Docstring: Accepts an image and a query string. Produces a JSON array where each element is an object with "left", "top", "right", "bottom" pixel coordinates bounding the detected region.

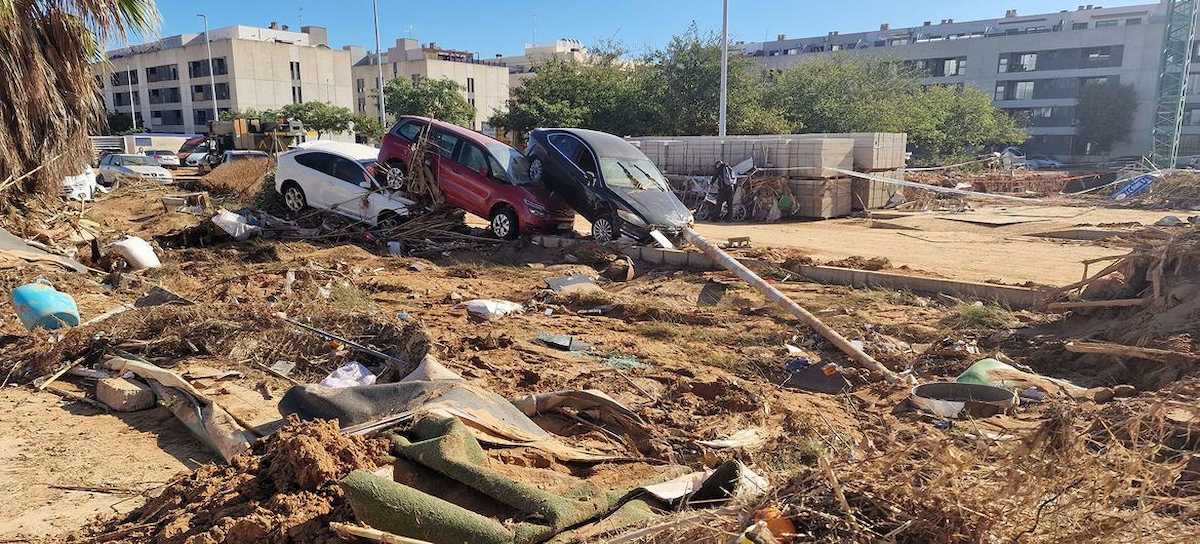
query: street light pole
[
  {"left": 718, "top": 0, "right": 729, "bottom": 137},
  {"left": 198, "top": 14, "right": 218, "bottom": 127},
  {"left": 373, "top": 0, "right": 387, "bottom": 125}
]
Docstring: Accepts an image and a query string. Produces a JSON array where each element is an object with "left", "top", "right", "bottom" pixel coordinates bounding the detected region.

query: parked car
[
  {"left": 200, "top": 150, "right": 270, "bottom": 173},
  {"left": 144, "top": 149, "right": 180, "bottom": 169},
  {"left": 276, "top": 142, "right": 417, "bottom": 228},
  {"left": 378, "top": 116, "right": 575, "bottom": 239},
  {"left": 96, "top": 153, "right": 173, "bottom": 188},
  {"left": 524, "top": 128, "right": 693, "bottom": 243},
  {"left": 1025, "top": 155, "right": 1064, "bottom": 170}
]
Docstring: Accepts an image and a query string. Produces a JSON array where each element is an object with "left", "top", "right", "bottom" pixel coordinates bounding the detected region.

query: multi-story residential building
[
  {"left": 96, "top": 23, "right": 355, "bottom": 135},
  {"left": 495, "top": 39, "right": 589, "bottom": 89},
  {"left": 739, "top": 3, "right": 1174, "bottom": 159},
  {"left": 351, "top": 38, "right": 509, "bottom": 134}
]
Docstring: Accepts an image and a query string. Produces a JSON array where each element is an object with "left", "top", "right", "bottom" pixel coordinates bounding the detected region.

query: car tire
[
  {"left": 281, "top": 182, "right": 307, "bottom": 213},
  {"left": 384, "top": 160, "right": 407, "bottom": 189},
  {"left": 529, "top": 158, "right": 544, "bottom": 183},
  {"left": 591, "top": 214, "right": 618, "bottom": 243},
  {"left": 490, "top": 207, "right": 519, "bottom": 240}
]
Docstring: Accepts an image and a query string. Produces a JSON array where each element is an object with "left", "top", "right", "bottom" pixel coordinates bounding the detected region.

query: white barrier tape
[{"left": 823, "top": 167, "right": 1037, "bottom": 202}]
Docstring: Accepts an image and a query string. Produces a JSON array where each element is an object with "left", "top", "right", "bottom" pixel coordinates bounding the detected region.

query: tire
[
  {"left": 529, "top": 158, "right": 544, "bottom": 183},
  {"left": 384, "top": 161, "right": 406, "bottom": 189},
  {"left": 490, "top": 207, "right": 519, "bottom": 240},
  {"left": 591, "top": 214, "right": 618, "bottom": 243},
  {"left": 282, "top": 182, "right": 307, "bottom": 212}
]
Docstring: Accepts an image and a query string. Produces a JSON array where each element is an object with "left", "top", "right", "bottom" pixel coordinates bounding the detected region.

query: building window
[
  {"left": 151, "top": 109, "right": 183, "bottom": 126},
  {"left": 357, "top": 98, "right": 366, "bottom": 113},
  {"left": 112, "top": 91, "right": 140, "bottom": 107},
  {"left": 830, "top": 44, "right": 842, "bottom": 51},
  {"left": 889, "top": 38, "right": 908, "bottom": 46},
  {"left": 998, "top": 57, "right": 1009, "bottom": 73},
  {"left": 1085, "top": 46, "right": 1113, "bottom": 63},
  {"left": 1072, "top": 22, "right": 1089, "bottom": 30},
  {"left": 1018, "top": 53, "right": 1037, "bottom": 72},
  {"left": 1095, "top": 20, "right": 1119, "bottom": 28},
  {"left": 393, "top": 62, "right": 398, "bottom": 77},
  {"left": 995, "top": 83, "right": 1006, "bottom": 100},
  {"left": 356, "top": 78, "right": 365, "bottom": 93},
  {"left": 290, "top": 61, "right": 301, "bottom": 81},
  {"left": 466, "top": 77, "right": 475, "bottom": 93},
  {"left": 110, "top": 69, "right": 139, "bottom": 86},
  {"left": 191, "top": 82, "right": 229, "bottom": 102},
  {"left": 145, "top": 64, "right": 179, "bottom": 83},
  {"left": 148, "top": 87, "right": 182, "bottom": 105},
  {"left": 1081, "top": 76, "right": 1112, "bottom": 88},
  {"left": 1126, "top": 18, "right": 1142, "bottom": 26},
  {"left": 1014, "top": 81, "right": 1034, "bottom": 100},
  {"left": 468, "top": 97, "right": 475, "bottom": 109},
  {"left": 291, "top": 85, "right": 303, "bottom": 103},
  {"left": 187, "top": 58, "right": 227, "bottom": 78},
  {"left": 194, "top": 109, "right": 215, "bottom": 126}
]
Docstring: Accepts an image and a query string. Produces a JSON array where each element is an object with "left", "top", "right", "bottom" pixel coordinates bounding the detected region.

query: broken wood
[
  {"left": 329, "top": 522, "right": 434, "bottom": 544},
  {"left": 1065, "top": 341, "right": 1199, "bottom": 364},
  {"left": 44, "top": 385, "right": 109, "bottom": 411},
  {"left": 1045, "top": 298, "right": 1149, "bottom": 312},
  {"left": 253, "top": 360, "right": 302, "bottom": 386},
  {"left": 34, "top": 357, "right": 83, "bottom": 391}
]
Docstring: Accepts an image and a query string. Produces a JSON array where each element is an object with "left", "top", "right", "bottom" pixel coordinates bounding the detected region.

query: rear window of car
[
  {"left": 430, "top": 130, "right": 461, "bottom": 159},
  {"left": 394, "top": 121, "right": 424, "bottom": 142}
]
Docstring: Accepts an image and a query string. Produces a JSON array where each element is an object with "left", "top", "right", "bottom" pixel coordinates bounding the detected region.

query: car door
[
  {"left": 448, "top": 142, "right": 495, "bottom": 215},
  {"left": 325, "top": 155, "right": 374, "bottom": 221},
  {"left": 428, "top": 129, "right": 469, "bottom": 209},
  {"left": 98, "top": 154, "right": 113, "bottom": 178},
  {"left": 546, "top": 133, "right": 602, "bottom": 219}
]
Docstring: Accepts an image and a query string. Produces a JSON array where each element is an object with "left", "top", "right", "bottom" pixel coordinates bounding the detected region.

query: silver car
[
  {"left": 145, "top": 149, "right": 181, "bottom": 169},
  {"left": 97, "top": 153, "right": 173, "bottom": 188}
]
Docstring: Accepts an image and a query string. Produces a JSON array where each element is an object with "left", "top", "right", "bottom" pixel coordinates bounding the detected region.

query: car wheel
[
  {"left": 490, "top": 208, "right": 519, "bottom": 240},
  {"left": 385, "top": 161, "right": 407, "bottom": 189},
  {"left": 591, "top": 214, "right": 618, "bottom": 243},
  {"left": 282, "top": 183, "right": 307, "bottom": 212},
  {"left": 529, "top": 158, "right": 544, "bottom": 183}
]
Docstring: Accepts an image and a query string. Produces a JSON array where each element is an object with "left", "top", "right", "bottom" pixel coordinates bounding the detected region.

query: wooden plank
[{"left": 1065, "top": 341, "right": 1199, "bottom": 364}]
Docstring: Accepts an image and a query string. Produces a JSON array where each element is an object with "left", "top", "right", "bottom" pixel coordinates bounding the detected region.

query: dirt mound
[
  {"left": 825, "top": 255, "right": 891, "bottom": 271},
  {"left": 73, "top": 418, "right": 389, "bottom": 544}
]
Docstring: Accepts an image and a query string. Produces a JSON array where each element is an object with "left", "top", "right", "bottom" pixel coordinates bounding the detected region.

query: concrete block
[
  {"left": 97, "top": 377, "right": 156, "bottom": 412},
  {"left": 660, "top": 249, "right": 690, "bottom": 267},
  {"left": 686, "top": 251, "right": 715, "bottom": 270}
]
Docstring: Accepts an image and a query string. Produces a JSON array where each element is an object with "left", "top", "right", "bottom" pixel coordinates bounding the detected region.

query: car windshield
[
  {"left": 599, "top": 158, "right": 670, "bottom": 192},
  {"left": 115, "top": 155, "right": 158, "bottom": 166},
  {"left": 484, "top": 142, "right": 534, "bottom": 185}
]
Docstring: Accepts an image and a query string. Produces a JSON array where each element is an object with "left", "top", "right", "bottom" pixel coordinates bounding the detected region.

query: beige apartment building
[
  {"left": 96, "top": 24, "right": 355, "bottom": 135},
  {"left": 351, "top": 39, "right": 509, "bottom": 135},
  {"left": 495, "top": 39, "right": 589, "bottom": 89}
]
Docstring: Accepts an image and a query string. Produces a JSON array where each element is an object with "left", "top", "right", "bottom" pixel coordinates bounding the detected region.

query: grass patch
[
  {"left": 635, "top": 321, "right": 682, "bottom": 340},
  {"left": 554, "top": 289, "right": 616, "bottom": 308},
  {"left": 329, "top": 282, "right": 376, "bottom": 313},
  {"left": 942, "top": 303, "right": 1018, "bottom": 330}
]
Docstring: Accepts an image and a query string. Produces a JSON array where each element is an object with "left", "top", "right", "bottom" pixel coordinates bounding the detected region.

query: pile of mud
[{"left": 73, "top": 418, "right": 390, "bottom": 544}]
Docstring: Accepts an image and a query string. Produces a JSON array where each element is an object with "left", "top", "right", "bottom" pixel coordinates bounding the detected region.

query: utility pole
[
  {"left": 718, "top": 0, "right": 729, "bottom": 137},
  {"left": 198, "top": 14, "right": 218, "bottom": 126},
  {"left": 373, "top": 0, "right": 387, "bottom": 125}
]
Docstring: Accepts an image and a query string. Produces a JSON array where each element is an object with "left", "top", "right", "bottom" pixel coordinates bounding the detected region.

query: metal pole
[
  {"left": 199, "top": 14, "right": 218, "bottom": 126},
  {"left": 373, "top": 0, "right": 387, "bottom": 125},
  {"left": 715, "top": 0, "right": 724, "bottom": 136}
]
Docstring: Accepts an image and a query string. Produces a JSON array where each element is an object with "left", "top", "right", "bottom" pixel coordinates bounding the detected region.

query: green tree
[
  {"left": 1, "top": 0, "right": 158, "bottom": 204},
  {"left": 384, "top": 77, "right": 475, "bottom": 127},
  {"left": 640, "top": 25, "right": 791, "bottom": 135},
  {"left": 279, "top": 102, "right": 355, "bottom": 139},
  {"left": 488, "top": 51, "right": 644, "bottom": 136},
  {"left": 910, "top": 85, "right": 1026, "bottom": 159},
  {"left": 1075, "top": 82, "right": 1137, "bottom": 154},
  {"left": 765, "top": 55, "right": 925, "bottom": 134},
  {"left": 351, "top": 114, "right": 384, "bottom": 143},
  {"left": 105, "top": 111, "right": 133, "bottom": 134}
]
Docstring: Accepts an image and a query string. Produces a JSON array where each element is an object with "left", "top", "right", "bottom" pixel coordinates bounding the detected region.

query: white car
[
  {"left": 144, "top": 150, "right": 181, "bottom": 168},
  {"left": 275, "top": 142, "right": 416, "bottom": 227},
  {"left": 96, "top": 153, "right": 173, "bottom": 188}
]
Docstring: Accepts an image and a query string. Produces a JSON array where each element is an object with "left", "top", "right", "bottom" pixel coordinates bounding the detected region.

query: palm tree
[{"left": 0, "top": 0, "right": 158, "bottom": 206}]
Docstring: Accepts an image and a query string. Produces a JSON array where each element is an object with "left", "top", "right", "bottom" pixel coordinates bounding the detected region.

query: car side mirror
[{"left": 584, "top": 171, "right": 597, "bottom": 187}]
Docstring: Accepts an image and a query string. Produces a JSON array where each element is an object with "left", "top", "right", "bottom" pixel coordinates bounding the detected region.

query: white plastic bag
[
  {"left": 111, "top": 236, "right": 162, "bottom": 270},
  {"left": 320, "top": 362, "right": 377, "bottom": 389},
  {"left": 463, "top": 299, "right": 523, "bottom": 320},
  {"left": 211, "top": 209, "right": 262, "bottom": 241}
]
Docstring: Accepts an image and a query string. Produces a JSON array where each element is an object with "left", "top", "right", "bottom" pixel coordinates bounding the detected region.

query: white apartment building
[
  {"left": 97, "top": 23, "right": 355, "bottom": 134},
  {"left": 351, "top": 39, "right": 509, "bottom": 134},
  {"left": 740, "top": 3, "right": 1176, "bottom": 159}
]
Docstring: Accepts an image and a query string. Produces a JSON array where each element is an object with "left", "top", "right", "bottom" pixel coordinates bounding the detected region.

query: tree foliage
[
  {"left": 384, "top": 77, "right": 475, "bottom": 127},
  {"left": 1076, "top": 82, "right": 1137, "bottom": 154},
  {"left": 104, "top": 111, "right": 143, "bottom": 135},
  {"left": 491, "top": 30, "right": 1025, "bottom": 160},
  {"left": 351, "top": 114, "right": 384, "bottom": 143},
  {"left": 279, "top": 102, "right": 354, "bottom": 139}
]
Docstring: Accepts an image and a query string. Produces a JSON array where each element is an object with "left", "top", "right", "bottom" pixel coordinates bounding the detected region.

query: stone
[{"left": 96, "top": 377, "right": 156, "bottom": 412}]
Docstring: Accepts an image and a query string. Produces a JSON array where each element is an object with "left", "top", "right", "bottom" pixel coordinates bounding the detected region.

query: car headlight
[
  {"left": 616, "top": 209, "right": 646, "bottom": 228},
  {"left": 523, "top": 199, "right": 547, "bottom": 217}
]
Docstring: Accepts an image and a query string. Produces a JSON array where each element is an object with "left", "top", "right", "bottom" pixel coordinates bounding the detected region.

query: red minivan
[{"left": 378, "top": 116, "right": 575, "bottom": 239}]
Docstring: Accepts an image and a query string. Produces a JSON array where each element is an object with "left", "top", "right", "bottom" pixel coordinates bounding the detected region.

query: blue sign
[{"left": 1111, "top": 174, "right": 1159, "bottom": 201}]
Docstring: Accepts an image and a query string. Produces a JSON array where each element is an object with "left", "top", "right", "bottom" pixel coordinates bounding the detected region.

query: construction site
[{"left": 2, "top": 1, "right": 1200, "bottom": 543}]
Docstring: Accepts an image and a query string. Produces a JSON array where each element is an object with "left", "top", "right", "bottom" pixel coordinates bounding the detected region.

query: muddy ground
[{"left": 0, "top": 173, "right": 1196, "bottom": 543}]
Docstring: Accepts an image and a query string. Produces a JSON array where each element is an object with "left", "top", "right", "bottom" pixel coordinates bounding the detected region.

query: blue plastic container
[{"left": 11, "top": 281, "right": 80, "bottom": 330}]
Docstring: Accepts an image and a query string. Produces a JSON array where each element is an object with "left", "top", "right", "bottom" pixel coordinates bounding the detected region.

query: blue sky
[{"left": 143, "top": 0, "right": 1149, "bottom": 56}]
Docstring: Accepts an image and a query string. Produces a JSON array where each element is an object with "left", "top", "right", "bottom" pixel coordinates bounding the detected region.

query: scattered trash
[
  {"left": 784, "top": 362, "right": 853, "bottom": 394},
  {"left": 11, "top": 279, "right": 80, "bottom": 330},
  {"left": 160, "top": 192, "right": 211, "bottom": 215},
  {"left": 268, "top": 360, "right": 297, "bottom": 377},
  {"left": 536, "top": 332, "right": 592, "bottom": 352},
  {"left": 96, "top": 377, "right": 156, "bottom": 412},
  {"left": 722, "top": 236, "right": 752, "bottom": 249},
  {"left": 211, "top": 208, "right": 262, "bottom": 241},
  {"left": 387, "top": 241, "right": 403, "bottom": 256},
  {"left": 320, "top": 362, "right": 378, "bottom": 389},
  {"left": 753, "top": 505, "right": 797, "bottom": 544},
  {"left": 910, "top": 382, "right": 1017, "bottom": 419},
  {"left": 111, "top": 236, "right": 162, "bottom": 270},
  {"left": 578, "top": 305, "right": 612, "bottom": 316},
  {"left": 604, "top": 354, "right": 648, "bottom": 370},
  {"left": 956, "top": 357, "right": 1123, "bottom": 403},
  {"left": 1111, "top": 173, "right": 1159, "bottom": 201},
  {"left": 641, "top": 460, "right": 769, "bottom": 505},
  {"left": 396, "top": 311, "right": 411, "bottom": 321},
  {"left": 63, "top": 167, "right": 104, "bottom": 202},
  {"left": 463, "top": 298, "right": 523, "bottom": 320},
  {"left": 697, "top": 281, "right": 729, "bottom": 306},
  {"left": 545, "top": 274, "right": 602, "bottom": 294}
]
